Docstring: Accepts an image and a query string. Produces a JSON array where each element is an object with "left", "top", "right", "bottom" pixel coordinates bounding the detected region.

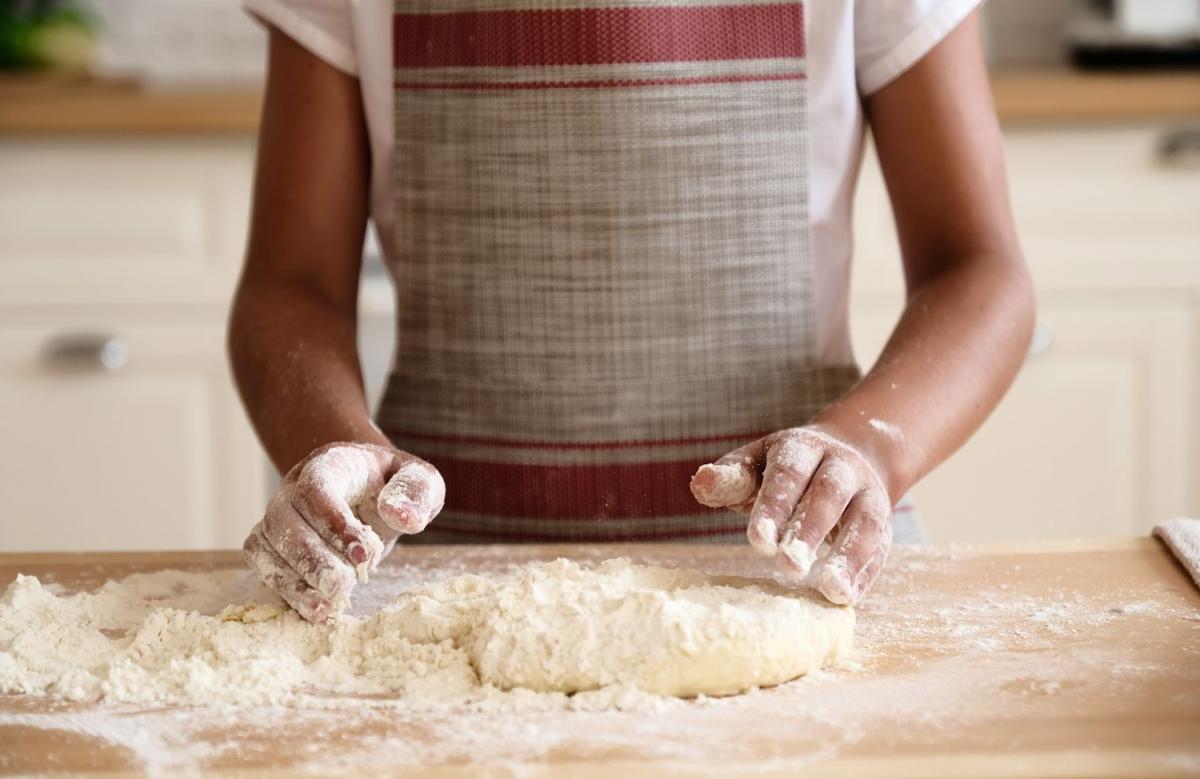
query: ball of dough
[{"left": 462, "top": 558, "right": 854, "bottom": 697}]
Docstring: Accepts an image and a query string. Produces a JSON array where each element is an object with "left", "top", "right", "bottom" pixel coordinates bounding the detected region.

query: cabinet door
[
  {"left": 0, "top": 138, "right": 254, "bottom": 308},
  {"left": 851, "top": 125, "right": 1200, "bottom": 296},
  {"left": 852, "top": 298, "right": 1194, "bottom": 543},
  {"left": 0, "top": 318, "right": 267, "bottom": 551}
]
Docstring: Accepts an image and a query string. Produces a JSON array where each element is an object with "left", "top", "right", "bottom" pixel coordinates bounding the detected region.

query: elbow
[
  {"left": 1008, "top": 252, "right": 1037, "bottom": 350},
  {"left": 226, "top": 272, "right": 260, "bottom": 392}
]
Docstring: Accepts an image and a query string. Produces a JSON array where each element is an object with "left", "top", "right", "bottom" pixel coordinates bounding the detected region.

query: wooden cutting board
[{"left": 1, "top": 538, "right": 1197, "bottom": 777}]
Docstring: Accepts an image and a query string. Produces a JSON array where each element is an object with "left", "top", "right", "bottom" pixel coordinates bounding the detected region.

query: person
[{"left": 230, "top": 0, "right": 1034, "bottom": 623}]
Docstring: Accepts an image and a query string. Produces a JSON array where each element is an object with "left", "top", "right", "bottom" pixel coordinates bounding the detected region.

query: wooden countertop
[
  {"left": 991, "top": 69, "right": 1200, "bottom": 124},
  {"left": 1, "top": 69, "right": 1198, "bottom": 135},
  {"left": 0, "top": 75, "right": 263, "bottom": 135},
  {"left": 1, "top": 538, "right": 1197, "bottom": 777}
]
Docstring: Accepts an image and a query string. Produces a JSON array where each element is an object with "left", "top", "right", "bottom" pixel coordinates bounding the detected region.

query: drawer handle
[
  {"left": 1027, "top": 322, "right": 1052, "bottom": 360},
  {"left": 42, "top": 334, "right": 130, "bottom": 372},
  {"left": 1156, "top": 127, "right": 1200, "bottom": 169}
]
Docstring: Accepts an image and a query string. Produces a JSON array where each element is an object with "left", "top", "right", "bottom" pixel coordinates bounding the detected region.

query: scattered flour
[
  {"left": 867, "top": 418, "right": 903, "bottom": 441},
  {"left": 2, "top": 547, "right": 1196, "bottom": 776},
  {"left": 0, "top": 558, "right": 852, "bottom": 708}
]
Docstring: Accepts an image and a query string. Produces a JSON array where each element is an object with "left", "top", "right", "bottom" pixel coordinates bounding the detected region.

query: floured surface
[
  {"left": 1, "top": 541, "right": 1199, "bottom": 777},
  {"left": 0, "top": 559, "right": 851, "bottom": 705}
]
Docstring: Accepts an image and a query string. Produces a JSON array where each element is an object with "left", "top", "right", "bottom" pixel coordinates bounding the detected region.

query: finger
[
  {"left": 690, "top": 439, "right": 765, "bottom": 509},
  {"left": 355, "top": 499, "right": 400, "bottom": 563},
  {"left": 746, "top": 436, "right": 822, "bottom": 557},
  {"left": 777, "top": 457, "right": 858, "bottom": 577},
  {"left": 812, "top": 494, "right": 892, "bottom": 606},
  {"left": 292, "top": 447, "right": 391, "bottom": 573},
  {"left": 852, "top": 546, "right": 887, "bottom": 601},
  {"left": 262, "top": 500, "right": 357, "bottom": 604},
  {"left": 376, "top": 457, "right": 446, "bottom": 534},
  {"left": 243, "top": 523, "right": 336, "bottom": 623},
  {"left": 730, "top": 494, "right": 757, "bottom": 516}
]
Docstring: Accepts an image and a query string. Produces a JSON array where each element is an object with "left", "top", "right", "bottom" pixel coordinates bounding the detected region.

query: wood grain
[
  {"left": 991, "top": 70, "right": 1200, "bottom": 124},
  {"left": 0, "top": 539, "right": 1197, "bottom": 777},
  {"left": 0, "top": 75, "right": 262, "bottom": 135}
]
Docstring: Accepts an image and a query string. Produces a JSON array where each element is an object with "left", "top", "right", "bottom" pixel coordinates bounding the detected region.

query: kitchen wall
[
  {"left": 2, "top": 2, "right": 1198, "bottom": 551},
  {"left": 982, "top": 0, "right": 1077, "bottom": 66}
]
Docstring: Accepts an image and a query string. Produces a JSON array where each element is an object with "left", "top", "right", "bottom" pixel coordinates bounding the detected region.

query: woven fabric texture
[{"left": 382, "top": 0, "right": 861, "bottom": 542}]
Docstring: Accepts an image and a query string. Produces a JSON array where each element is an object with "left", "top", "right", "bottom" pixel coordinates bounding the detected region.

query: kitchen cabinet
[
  {"left": 0, "top": 138, "right": 253, "bottom": 308},
  {"left": 850, "top": 124, "right": 1200, "bottom": 542},
  {"left": 0, "top": 316, "right": 266, "bottom": 551},
  {"left": 0, "top": 137, "right": 267, "bottom": 552}
]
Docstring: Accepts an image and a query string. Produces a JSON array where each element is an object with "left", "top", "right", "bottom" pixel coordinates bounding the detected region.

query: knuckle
[
  {"left": 816, "top": 459, "right": 857, "bottom": 498},
  {"left": 291, "top": 483, "right": 338, "bottom": 523},
  {"left": 861, "top": 505, "right": 890, "bottom": 531},
  {"left": 398, "top": 458, "right": 439, "bottom": 487},
  {"left": 260, "top": 505, "right": 290, "bottom": 537},
  {"left": 771, "top": 436, "right": 815, "bottom": 470},
  {"left": 242, "top": 530, "right": 261, "bottom": 558},
  {"left": 767, "top": 458, "right": 804, "bottom": 483}
]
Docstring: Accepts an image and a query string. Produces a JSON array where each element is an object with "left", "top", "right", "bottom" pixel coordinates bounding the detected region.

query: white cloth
[
  {"left": 1154, "top": 518, "right": 1200, "bottom": 592},
  {"left": 243, "top": 0, "right": 982, "bottom": 367}
]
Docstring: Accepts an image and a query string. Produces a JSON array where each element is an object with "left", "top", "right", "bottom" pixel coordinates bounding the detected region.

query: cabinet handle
[
  {"left": 1156, "top": 127, "right": 1200, "bottom": 169},
  {"left": 1027, "top": 322, "right": 1052, "bottom": 360},
  {"left": 41, "top": 334, "right": 130, "bottom": 372}
]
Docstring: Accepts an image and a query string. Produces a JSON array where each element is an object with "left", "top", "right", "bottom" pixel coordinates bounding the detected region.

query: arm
[
  {"left": 231, "top": 27, "right": 444, "bottom": 622},
  {"left": 230, "top": 24, "right": 383, "bottom": 472},
  {"left": 821, "top": 10, "right": 1034, "bottom": 499},
  {"left": 693, "top": 12, "right": 1034, "bottom": 603}
]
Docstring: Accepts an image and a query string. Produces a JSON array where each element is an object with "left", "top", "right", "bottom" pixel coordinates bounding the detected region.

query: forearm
[
  {"left": 228, "top": 279, "right": 391, "bottom": 474},
  {"left": 811, "top": 252, "right": 1034, "bottom": 503}
]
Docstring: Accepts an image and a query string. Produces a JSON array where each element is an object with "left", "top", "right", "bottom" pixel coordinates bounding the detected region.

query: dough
[
  {"left": 423, "top": 558, "right": 855, "bottom": 697},
  {"left": 0, "top": 559, "right": 853, "bottom": 706}
]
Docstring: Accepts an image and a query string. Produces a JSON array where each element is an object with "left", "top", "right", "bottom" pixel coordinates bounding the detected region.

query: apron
[{"left": 378, "top": 0, "right": 862, "bottom": 543}]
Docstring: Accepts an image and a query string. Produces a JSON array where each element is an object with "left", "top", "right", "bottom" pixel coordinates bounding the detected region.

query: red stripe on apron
[
  {"left": 432, "top": 457, "right": 717, "bottom": 520},
  {"left": 394, "top": 4, "right": 806, "bottom": 68},
  {"left": 392, "top": 73, "right": 807, "bottom": 90},
  {"left": 423, "top": 522, "right": 749, "bottom": 543}
]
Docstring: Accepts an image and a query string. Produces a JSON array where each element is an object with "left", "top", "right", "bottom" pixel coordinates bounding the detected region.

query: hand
[
  {"left": 243, "top": 442, "right": 445, "bottom": 622},
  {"left": 690, "top": 427, "right": 893, "bottom": 606}
]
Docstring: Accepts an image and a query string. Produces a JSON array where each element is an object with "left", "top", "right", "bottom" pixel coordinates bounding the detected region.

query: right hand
[{"left": 243, "top": 442, "right": 445, "bottom": 623}]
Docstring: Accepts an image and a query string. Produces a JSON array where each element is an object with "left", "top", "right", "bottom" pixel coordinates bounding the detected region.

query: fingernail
[
  {"left": 748, "top": 515, "right": 779, "bottom": 556},
  {"left": 389, "top": 497, "right": 419, "bottom": 526},
  {"left": 779, "top": 532, "right": 817, "bottom": 576},
  {"left": 347, "top": 542, "right": 368, "bottom": 565},
  {"left": 816, "top": 556, "right": 855, "bottom": 605},
  {"left": 696, "top": 462, "right": 755, "bottom": 506},
  {"left": 852, "top": 553, "right": 877, "bottom": 595}
]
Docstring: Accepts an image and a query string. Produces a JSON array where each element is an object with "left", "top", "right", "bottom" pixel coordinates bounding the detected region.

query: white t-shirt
[{"left": 244, "top": 0, "right": 981, "bottom": 366}]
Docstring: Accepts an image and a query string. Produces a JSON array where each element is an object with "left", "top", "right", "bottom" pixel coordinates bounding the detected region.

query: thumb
[
  {"left": 690, "top": 440, "right": 764, "bottom": 508},
  {"left": 376, "top": 457, "right": 446, "bottom": 534}
]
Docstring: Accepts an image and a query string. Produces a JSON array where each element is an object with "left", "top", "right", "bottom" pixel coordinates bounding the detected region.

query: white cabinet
[
  {"left": 0, "top": 138, "right": 253, "bottom": 308},
  {"left": 850, "top": 124, "right": 1200, "bottom": 542},
  {"left": 0, "top": 137, "right": 267, "bottom": 552},
  {"left": 0, "top": 315, "right": 267, "bottom": 551}
]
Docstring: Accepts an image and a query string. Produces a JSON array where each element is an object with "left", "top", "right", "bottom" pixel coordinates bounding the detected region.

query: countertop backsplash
[{"left": 81, "top": 0, "right": 265, "bottom": 85}]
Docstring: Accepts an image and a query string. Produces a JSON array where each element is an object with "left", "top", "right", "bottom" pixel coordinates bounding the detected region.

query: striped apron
[{"left": 379, "top": 0, "right": 862, "bottom": 543}]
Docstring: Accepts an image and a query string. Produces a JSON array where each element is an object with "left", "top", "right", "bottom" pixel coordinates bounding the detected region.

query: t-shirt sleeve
[
  {"left": 242, "top": 0, "right": 358, "bottom": 75},
  {"left": 854, "top": 0, "right": 985, "bottom": 96}
]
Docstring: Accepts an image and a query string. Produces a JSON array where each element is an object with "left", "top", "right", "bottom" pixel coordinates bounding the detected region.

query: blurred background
[{"left": 1, "top": 0, "right": 1198, "bottom": 551}]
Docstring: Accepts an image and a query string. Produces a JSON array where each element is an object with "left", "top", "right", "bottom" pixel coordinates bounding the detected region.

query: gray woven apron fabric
[{"left": 379, "top": 0, "right": 862, "bottom": 543}]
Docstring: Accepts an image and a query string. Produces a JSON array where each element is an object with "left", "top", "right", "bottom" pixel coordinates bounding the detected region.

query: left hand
[{"left": 690, "top": 426, "right": 893, "bottom": 606}]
